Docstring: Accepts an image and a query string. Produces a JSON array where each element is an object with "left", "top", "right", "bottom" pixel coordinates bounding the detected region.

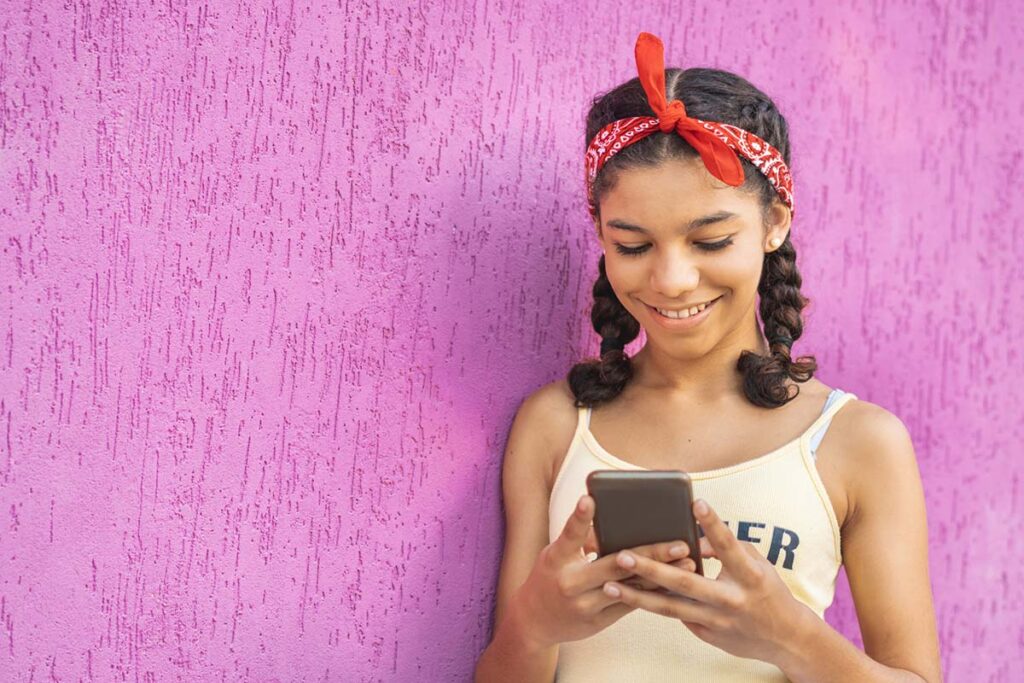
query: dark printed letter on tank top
[{"left": 699, "top": 520, "right": 802, "bottom": 571}]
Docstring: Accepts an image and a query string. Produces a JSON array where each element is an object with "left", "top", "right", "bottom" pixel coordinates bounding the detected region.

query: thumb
[{"left": 556, "top": 494, "right": 594, "bottom": 561}]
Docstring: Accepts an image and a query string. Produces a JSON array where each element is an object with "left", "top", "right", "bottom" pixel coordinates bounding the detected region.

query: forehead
[{"left": 599, "top": 156, "right": 759, "bottom": 226}]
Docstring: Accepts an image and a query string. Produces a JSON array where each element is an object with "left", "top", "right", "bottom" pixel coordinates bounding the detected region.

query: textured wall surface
[{"left": 1, "top": 1, "right": 1021, "bottom": 681}]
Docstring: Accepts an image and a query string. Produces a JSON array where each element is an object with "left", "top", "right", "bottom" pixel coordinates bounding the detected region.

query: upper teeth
[{"left": 656, "top": 300, "right": 713, "bottom": 319}]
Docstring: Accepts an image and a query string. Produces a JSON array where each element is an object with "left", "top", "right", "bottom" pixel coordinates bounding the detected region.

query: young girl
[{"left": 475, "top": 32, "right": 941, "bottom": 683}]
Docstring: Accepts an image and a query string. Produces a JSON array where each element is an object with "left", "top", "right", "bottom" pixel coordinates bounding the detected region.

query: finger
[
  {"left": 619, "top": 544, "right": 694, "bottom": 590},
  {"left": 606, "top": 581, "right": 718, "bottom": 626},
  {"left": 583, "top": 525, "right": 599, "bottom": 557},
  {"left": 739, "top": 540, "right": 769, "bottom": 565},
  {"left": 587, "top": 536, "right": 686, "bottom": 563},
  {"left": 580, "top": 542, "right": 693, "bottom": 593},
  {"left": 569, "top": 551, "right": 643, "bottom": 595},
  {"left": 677, "top": 558, "right": 698, "bottom": 572},
  {"left": 570, "top": 547, "right": 685, "bottom": 596},
  {"left": 570, "top": 540, "right": 693, "bottom": 596},
  {"left": 628, "top": 539, "right": 690, "bottom": 564},
  {"left": 616, "top": 550, "right": 731, "bottom": 607},
  {"left": 698, "top": 536, "right": 717, "bottom": 558},
  {"left": 624, "top": 558, "right": 697, "bottom": 590},
  {"left": 693, "top": 499, "right": 760, "bottom": 583},
  {"left": 554, "top": 495, "right": 595, "bottom": 562},
  {"left": 577, "top": 583, "right": 629, "bottom": 614}
]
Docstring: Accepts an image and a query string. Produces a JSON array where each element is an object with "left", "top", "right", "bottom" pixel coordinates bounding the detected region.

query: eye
[
  {"left": 613, "top": 243, "right": 650, "bottom": 256},
  {"left": 613, "top": 237, "right": 734, "bottom": 257},
  {"left": 696, "top": 237, "right": 734, "bottom": 252}
]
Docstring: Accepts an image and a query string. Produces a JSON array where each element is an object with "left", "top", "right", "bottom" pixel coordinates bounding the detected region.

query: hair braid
[
  {"left": 735, "top": 235, "right": 817, "bottom": 407},
  {"left": 567, "top": 254, "right": 640, "bottom": 407}
]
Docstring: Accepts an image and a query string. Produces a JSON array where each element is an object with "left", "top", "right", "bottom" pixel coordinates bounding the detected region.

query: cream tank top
[{"left": 547, "top": 388, "right": 857, "bottom": 682}]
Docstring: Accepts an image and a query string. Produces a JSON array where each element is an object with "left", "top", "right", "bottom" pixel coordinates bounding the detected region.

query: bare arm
[
  {"left": 474, "top": 385, "right": 564, "bottom": 683},
  {"left": 775, "top": 403, "right": 943, "bottom": 682}
]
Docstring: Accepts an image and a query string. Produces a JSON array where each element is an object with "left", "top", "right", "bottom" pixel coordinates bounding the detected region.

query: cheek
[
  {"left": 602, "top": 260, "right": 647, "bottom": 318},
  {"left": 711, "top": 251, "right": 760, "bottom": 288},
  {"left": 671, "top": 244, "right": 761, "bottom": 295},
  {"left": 603, "top": 257, "right": 642, "bottom": 291}
]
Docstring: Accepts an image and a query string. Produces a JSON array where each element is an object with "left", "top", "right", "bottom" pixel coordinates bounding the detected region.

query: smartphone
[{"left": 585, "top": 469, "right": 703, "bottom": 576}]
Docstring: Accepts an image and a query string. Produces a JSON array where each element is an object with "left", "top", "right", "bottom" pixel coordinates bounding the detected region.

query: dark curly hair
[{"left": 568, "top": 67, "right": 816, "bottom": 409}]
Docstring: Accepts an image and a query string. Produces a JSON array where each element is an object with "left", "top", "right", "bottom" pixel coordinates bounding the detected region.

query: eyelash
[{"left": 613, "top": 237, "right": 734, "bottom": 257}]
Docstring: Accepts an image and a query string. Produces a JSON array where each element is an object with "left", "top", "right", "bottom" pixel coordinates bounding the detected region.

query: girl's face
[{"left": 596, "top": 156, "right": 791, "bottom": 354}]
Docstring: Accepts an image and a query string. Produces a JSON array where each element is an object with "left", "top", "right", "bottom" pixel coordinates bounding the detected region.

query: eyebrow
[{"left": 606, "top": 211, "right": 738, "bottom": 235}]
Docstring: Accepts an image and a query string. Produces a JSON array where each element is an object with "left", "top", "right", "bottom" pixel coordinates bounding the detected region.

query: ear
[{"left": 764, "top": 202, "right": 792, "bottom": 253}]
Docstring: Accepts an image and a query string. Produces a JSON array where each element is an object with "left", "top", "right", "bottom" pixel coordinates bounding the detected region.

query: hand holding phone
[{"left": 505, "top": 493, "right": 694, "bottom": 650}]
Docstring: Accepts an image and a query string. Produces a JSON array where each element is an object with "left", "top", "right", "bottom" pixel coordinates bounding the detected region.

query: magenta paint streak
[{"left": 0, "top": 1, "right": 1020, "bottom": 681}]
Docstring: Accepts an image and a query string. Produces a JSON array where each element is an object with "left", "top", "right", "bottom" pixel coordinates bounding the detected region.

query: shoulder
[
  {"left": 510, "top": 378, "right": 582, "bottom": 491},
  {"left": 519, "top": 376, "right": 578, "bottom": 414},
  {"left": 830, "top": 396, "right": 920, "bottom": 525},
  {"left": 833, "top": 396, "right": 915, "bottom": 462}
]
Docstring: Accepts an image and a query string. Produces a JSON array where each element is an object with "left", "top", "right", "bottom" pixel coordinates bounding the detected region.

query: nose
[{"left": 649, "top": 247, "right": 701, "bottom": 298}]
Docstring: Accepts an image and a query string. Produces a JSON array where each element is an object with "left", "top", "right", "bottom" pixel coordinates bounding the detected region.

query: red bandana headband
[{"left": 584, "top": 32, "right": 795, "bottom": 219}]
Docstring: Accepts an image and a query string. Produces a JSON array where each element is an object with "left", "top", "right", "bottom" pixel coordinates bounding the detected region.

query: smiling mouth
[{"left": 645, "top": 295, "right": 723, "bottom": 320}]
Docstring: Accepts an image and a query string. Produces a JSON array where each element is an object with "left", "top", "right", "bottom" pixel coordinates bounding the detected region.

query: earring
[{"left": 768, "top": 237, "right": 782, "bottom": 249}]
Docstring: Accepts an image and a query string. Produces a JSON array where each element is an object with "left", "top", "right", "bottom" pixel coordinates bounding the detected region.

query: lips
[
  {"left": 643, "top": 295, "right": 723, "bottom": 329},
  {"left": 646, "top": 295, "right": 723, "bottom": 316}
]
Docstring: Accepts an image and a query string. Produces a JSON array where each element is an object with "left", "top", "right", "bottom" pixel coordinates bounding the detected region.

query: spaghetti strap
[
  {"left": 574, "top": 405, "right": 592, "bottom": 436},
  {"left": 809, "top": 389, "right": 855, "bottom": 460}
]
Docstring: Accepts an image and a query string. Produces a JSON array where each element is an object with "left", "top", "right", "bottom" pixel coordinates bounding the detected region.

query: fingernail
[
  {"left": 617, "top": 551, "right": 635, "bottom": 568},
  {"left": 604, "top": 583, "right": 621, "bottom": 598},
  {"left": 695, "top": 499, "right": 708, "bottom": 515},
  {"left": 669, "top": 543, "right": 687, "bottom": 557}
]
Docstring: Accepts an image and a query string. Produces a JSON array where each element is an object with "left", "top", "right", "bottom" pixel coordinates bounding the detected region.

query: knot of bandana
[
  {"left": 657, "top": 100, "right": 687, "bottom": 132},
  {"left": 584, "top": 32, "right": 794, "bottom": 219}
]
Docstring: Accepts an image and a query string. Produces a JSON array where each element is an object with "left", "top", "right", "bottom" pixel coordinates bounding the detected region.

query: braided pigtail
[
  {"left": 736, "top": 235, "right": 818, "bottom": 407},
  {"left": 567, "top": 254, "right": 641, "bottom": 407}
]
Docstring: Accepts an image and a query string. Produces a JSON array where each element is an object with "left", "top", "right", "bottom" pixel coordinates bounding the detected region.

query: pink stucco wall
[{"left": 1, "top": 1, "right": 1020, "bottom": 680}]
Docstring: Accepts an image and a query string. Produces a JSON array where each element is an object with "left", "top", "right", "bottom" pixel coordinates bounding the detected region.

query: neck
[{"left": 630, "top": 315, "right": 769, "bottom": 402}]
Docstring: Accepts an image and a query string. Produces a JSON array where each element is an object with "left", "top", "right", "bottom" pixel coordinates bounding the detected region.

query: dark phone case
[{"left": 585, "top": 470, "right": 704, "bottom": 576}]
